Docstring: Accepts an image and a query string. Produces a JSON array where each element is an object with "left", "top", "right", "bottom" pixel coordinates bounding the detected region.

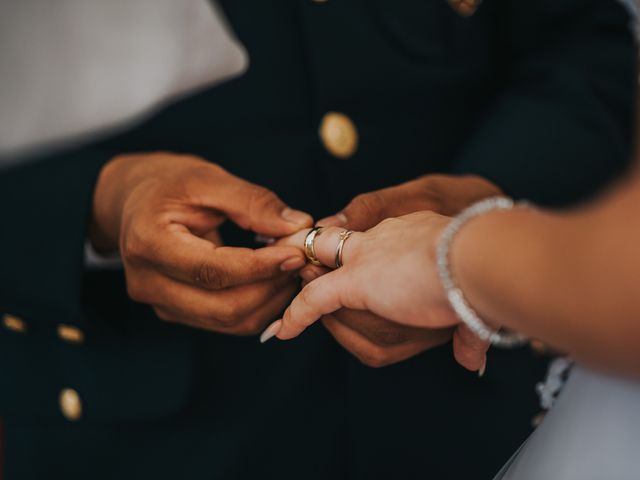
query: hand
[
  {"left": 90, "top": 152, "right": 313, "bottom": 335},
  {"left": 296, "top": 174, "right": 500, "bottom": 367},
  {"left": 271, "top": 212, "right": 490, "bottom": 372}
]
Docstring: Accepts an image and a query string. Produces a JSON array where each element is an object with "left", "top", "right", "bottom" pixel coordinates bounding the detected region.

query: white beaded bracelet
[{"left": 436, "top": 196, "right": 529, "bottom": 348}]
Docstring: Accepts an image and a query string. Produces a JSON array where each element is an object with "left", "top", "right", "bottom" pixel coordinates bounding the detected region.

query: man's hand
[
  {"left": 300, "top": 174, "right": 500, "bottom": 367},
  {"left": 90, "top": 152, "right": 313, "bottom": 335}
]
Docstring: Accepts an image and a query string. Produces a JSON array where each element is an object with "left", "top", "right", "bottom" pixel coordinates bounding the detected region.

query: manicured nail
[
  {"left": 281, "top": 257, "right": 306, "bottom": 271},
  {"left": 260, "top": 320, "right": 282, "bottom": 343},
  {"left": 478, "top": 359, "right": 487, "bottom": 378},
  {"left": 317, "top": 212, "right": 348, "bottom": 227},
  {"left": 281, "top": 208, "right": 313, "bottom": 226},
  {"left": 255, "top": 234, "right": 276, "bottom": 245}
]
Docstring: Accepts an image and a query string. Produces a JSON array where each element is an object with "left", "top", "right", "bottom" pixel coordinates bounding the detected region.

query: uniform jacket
[{"left": 0, "top": 1, "right": 636, "bottom": 479}]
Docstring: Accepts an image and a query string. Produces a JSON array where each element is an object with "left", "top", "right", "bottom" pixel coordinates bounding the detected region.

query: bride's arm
[
  {"left": 454, "top": 172, "right": 640, "bottom": 374},
  {"left": 271, "top": 170, "right": 640, "bottom": 375}
]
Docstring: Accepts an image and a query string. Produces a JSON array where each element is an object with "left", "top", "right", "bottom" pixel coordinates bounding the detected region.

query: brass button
[
  {"left": 57, "top": 324, "right": 84, "bottom": 344},
  {"left": 448, "top": 0, "right": 481, "bottom": 16},
  {"left": 319, "top": 112, "right": 359, "bottom": 159},
  {"left": 59, "top": 388, "right": 82, "bottom": 421},
  {"left": 2, "top": 314, "right": 27, "bottom": 333}
]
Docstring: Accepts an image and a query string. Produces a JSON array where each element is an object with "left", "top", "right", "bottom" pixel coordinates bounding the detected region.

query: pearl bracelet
[{"left": 436, "top": 196, "right": 529, "bottom": 348}]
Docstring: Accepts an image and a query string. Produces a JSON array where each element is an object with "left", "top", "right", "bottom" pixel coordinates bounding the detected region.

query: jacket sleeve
[
  {"left": 0, "top": 148, "right": 112, "bottom": 327},
  {"left": 452, "top": 0, "right": 637, "bottom": 207}
]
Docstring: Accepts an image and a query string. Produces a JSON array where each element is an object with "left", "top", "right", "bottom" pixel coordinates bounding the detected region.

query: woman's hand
[{"left": 268, "top": 211, "right": 490, "bottom": 371}]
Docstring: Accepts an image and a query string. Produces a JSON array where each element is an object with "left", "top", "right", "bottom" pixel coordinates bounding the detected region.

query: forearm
[{"left": 452, "top": 176, "right": 640, "bottom": 374}]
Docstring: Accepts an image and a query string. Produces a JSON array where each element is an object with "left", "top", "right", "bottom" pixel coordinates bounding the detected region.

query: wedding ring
[
  {"left": 304, "top": 227, "right": 325, "bottom": 266},
  {"left": 334, "top": 230, "right": 354, "bottom": 268}
]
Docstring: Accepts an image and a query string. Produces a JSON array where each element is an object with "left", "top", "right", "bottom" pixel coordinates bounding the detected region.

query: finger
[
  {"left": 189, "top": 169, "right": 313, "bottom": 236},
  {"left": 277, "top": 270, "right": 354, "bottom": 340},
  {"left": 322, "top": 315, "right": 439, "bottom": 368},
  {"left": 127, "top": 266, "right": 296, "bottom": 327},
  {"left": 299, "top": 264, "right": 330, "bottom": 283},
  {"left": 318, "top": 183, "right": 436, "bottom": 231},
  {"left": 128, "top": 222, "right": 305, "bottom": 290},
  {"left": 274, "top": 228, "right": 309, "bottom": 250},
  {"left": 331, "top": 308, "right": 453, "bottom": 348},
  {"left": 452, "top": 324, "right": 490, "bottom": 372},
  {"left": 154, "top": 280, "right": 298, "bottom": 335},
  {"left": 276, "top": 226, "right": 364, "bottom": 269}
]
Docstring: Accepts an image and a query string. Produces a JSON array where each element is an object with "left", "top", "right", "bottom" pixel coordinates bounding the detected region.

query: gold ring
[
  {"left": 334, "top": 230, "right": 354, "bottom": 268},
  {"left": 304, "top": 227, "right": 325, "bottom": 266}
]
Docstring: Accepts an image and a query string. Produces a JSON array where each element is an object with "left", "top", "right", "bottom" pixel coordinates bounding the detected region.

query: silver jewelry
[
  {"left": 436, "top": 196, "right": 530, "bottom": 348},
  {"left": 334, "top": 230, "right": 354, "bottom": 268}
]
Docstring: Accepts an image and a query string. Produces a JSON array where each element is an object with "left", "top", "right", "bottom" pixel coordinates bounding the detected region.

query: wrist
[
  {"left": 438, "top": 197, "right": 530, "bottom": 346},
  {"left": 89, "top": 154, "right": 151, "bottom": 252},
  {"left": 451, "top": 206, "right": 561, "bottom": 335}
]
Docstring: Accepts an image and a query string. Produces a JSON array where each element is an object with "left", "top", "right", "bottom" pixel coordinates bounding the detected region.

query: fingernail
[
  {"left": 317, "top": 212, "right": 348, "bottom": 227},
  {"left": 255, "top": 234, "right": 276, "bottom": 245},
  {"left": 260, "top": 320, "right": 282, "bottom": 343},
  {"left": 478, "top": 358, "right": 487, "bottom": 378},
  {"left": 282, "top": 208, "right": 313, "bottom": 226},
  {"left": 281, "top": 257, "right": 306, "bottom": 271}
]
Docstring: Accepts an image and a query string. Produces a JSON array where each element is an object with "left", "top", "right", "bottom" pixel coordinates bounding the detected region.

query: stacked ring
[
  {"left": 303, "top": 227, "right": 325, "bottom": 266},
  {"left": 334, "top": 230, "right": 354, "bottom": 268}
]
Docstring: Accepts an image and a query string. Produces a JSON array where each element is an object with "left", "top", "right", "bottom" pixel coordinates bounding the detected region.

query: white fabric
[
  {"left": 0, "top": 0, "right": 247, "bottom": 163},
  {"left": 494, "top": 366, "right": 640, "bottom": 480}
]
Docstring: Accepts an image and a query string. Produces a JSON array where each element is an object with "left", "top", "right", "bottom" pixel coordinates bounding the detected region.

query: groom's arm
[{"left": 452, "top": 0, "right": 637, "bottom": 206}]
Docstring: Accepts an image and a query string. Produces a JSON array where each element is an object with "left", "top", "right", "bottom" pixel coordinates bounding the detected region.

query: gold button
[
  {"left": 2, "top": 314, "right": 27, "bottom": 333},
  {"left": 448, "top": 0, "right": 481, "bottom": 16},
  {"left": 59, "top": 388, "right": 82, "bottom": 421},
  {"left": 319, "top": 112, "right": 359, "bottom": 159},
  {"left": 57, "top": 324, "right": 84, "bottom": 344}
]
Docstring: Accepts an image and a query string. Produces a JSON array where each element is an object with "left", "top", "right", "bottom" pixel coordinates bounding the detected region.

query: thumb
[
  {"left": 219, "top": 176, "right": 313, "bottom": 237},
  {"left": 319, "top": 191, "right": 389, "bottom": 231}
]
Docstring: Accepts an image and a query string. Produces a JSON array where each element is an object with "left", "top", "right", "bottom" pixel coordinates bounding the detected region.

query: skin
[
  {"left": 280, "top": 174, "right": 501, "bottom": 368},
  {"left": 90, "top": 152, "right": 313, "bottom": 335},
  {"left": 275, "top": 213, "right": 489, "bottom": 371},
  {"left": 273, "top": 172, "right": 640, "bottom": 377}
]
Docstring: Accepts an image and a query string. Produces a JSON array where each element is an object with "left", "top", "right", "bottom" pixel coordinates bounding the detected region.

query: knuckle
[
  {"left": 196, "top": 262, "right": 228, "bottom": 290},
  {"left": 248, "top": 186, "right": 279, "bottom": 212},
  {"left": 298, "top": 284, "right": 316, "bottom": 310},
  {"left": 358, "top": 346, "right": 393, "bottom": 369},
  {"left": 121, "top": 228, "right": 147, "bottom": 265},
  {"left": 212, "top": 301, "right": 244, "bottom": 327}
]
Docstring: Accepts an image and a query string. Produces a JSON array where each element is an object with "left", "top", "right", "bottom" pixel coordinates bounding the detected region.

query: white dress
[{"left": 494, "top": 366, "right": 640, "bottom": 480}]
